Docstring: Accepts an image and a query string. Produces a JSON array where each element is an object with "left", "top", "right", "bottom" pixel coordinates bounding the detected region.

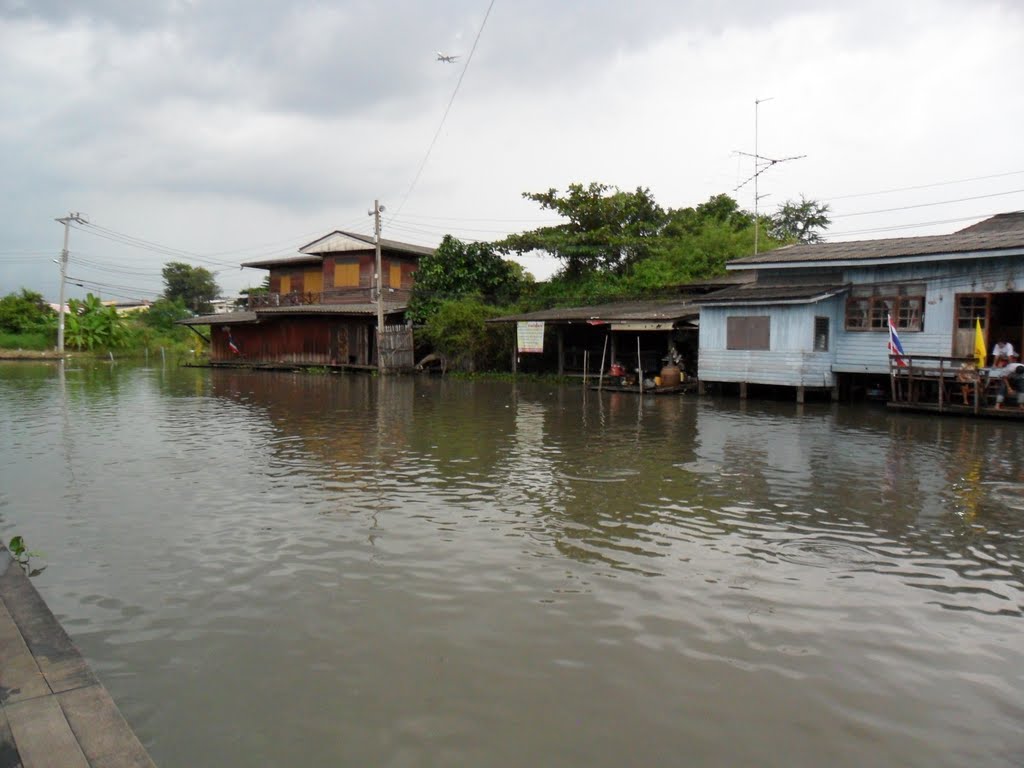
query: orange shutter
[
  {"left": 389, "top": 263, "right": 402, "bottom": 288},
  {"left": 335, "top": 263, "right": 360, "bottom": 287},
  {"left": 305, "top": 269, "right": 323, "bottom": 294}
]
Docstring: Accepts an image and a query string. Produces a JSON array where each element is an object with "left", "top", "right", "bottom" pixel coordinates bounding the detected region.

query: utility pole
[
  {"left": 369, "top": 200, "right": 385, "bottom": 367},
  {"left": 54, "top": 212, "right": 87, "bottom": 353}
]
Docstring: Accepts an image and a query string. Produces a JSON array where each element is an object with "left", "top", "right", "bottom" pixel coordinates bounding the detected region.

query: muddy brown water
[{"left": 1, "top": 362, "right": 1021, "bottom": 767}]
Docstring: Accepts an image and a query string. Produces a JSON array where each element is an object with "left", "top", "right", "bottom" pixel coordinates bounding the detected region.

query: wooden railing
[
  {"left": 888, "top": 354, "right": 994, "bottom": 413},
  {"left": 248, "top": 287, "right": 412, "bottom": 309}
]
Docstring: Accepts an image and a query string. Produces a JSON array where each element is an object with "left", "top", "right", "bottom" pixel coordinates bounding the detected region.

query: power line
[
  {"left": 826, "top": 214, "right": 996, "bottom": 238},
  {"left": 831, "top": 189, "right": 1024, "bottom": 219},
  {"left": 390, "top": 0, "right": 497, "bottom": 219},
  {"left": 824, "top": 170, "right": 1024, "bottom": 202}
]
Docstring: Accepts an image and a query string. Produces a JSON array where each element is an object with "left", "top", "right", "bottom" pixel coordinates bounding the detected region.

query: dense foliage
[
  {"left": 140, "top": 297, "right": 193, "bottom": 333},
  {"left": 162, "top": 262, "right": 220, "bottom": 314},
  {"left": 495, "top": 183, "right": 666, "bottom": 278},
  {"left": 64, "top": 294, "right": 131, "bottom": 350},
  {"left": 408, "top": 235, "right": 527, "bottom": 324},
  {"left": 0, "top": 289, "right": 55, "bottom": 334},
  {"left": 418, "top": 298, "right": 512, "bottom": 372}
]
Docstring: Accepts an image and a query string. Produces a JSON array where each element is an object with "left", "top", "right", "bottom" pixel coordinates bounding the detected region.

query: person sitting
[
  {"left": 956, "top": 361, "right": 978, "bottom": 405},
  {"left": 995, "top": 363, "right": 1024, "bottom": 409},
  {"left": 991, "top": 338, "right": 1017, "bottom": 367}
]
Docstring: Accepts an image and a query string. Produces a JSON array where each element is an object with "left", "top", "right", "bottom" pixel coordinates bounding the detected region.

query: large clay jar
[{"left": 660, "top": 365, "right": 681, "bottom": 387}]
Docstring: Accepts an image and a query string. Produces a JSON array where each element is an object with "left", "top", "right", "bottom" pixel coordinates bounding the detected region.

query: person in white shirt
[{"left": 991, "top": 339, "right": 1016, "bottom": 367}]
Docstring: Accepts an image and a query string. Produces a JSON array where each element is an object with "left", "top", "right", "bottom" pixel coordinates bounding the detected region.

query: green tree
[
  {"left": 418, "top": 298, "right": 510, "bottom": 372},
  {"left": 0, "top": 289, "right": 55, "bottom": 334},
  {"left": 408, "top": 235, "right": 526, "bottom": 324},
  {"left": 162, "top": 262, "right": 220, "bottom": 314},
  {"left": 65, "top": 294, "right": 130, "bottom": 350},
  {"left": 141, "top": 297, "right": 192, "bottom": 333},
  {"left": 495, "top": 183, "right": 667, "bottom": 279},
  {"left": 769, "top": 196, "right": 831, "bottom": 244}
]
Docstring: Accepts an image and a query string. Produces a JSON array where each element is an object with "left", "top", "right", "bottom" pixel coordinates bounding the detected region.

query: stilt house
[{"left": 693, "top": 213, "right": 1024, "bottom": 400}]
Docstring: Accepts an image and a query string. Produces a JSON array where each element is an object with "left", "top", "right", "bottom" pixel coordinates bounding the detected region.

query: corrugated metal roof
[
  {"left": 240, "top": 231, "right": 434, "bottom": 270},
  {"left": 178, "top": 311, "right": 258, "bottom": 326},
  {"left": 955, "top": 211, "right": 1024, "bottom": 234},
  {"left": 727, "top": 228, "right": 1024, "bottom": 267},
  {"left": 240, "top": 255, "right": 322, "bottom": 269},
  {"left": 489, "top": 299, "right": 700, "bottom": 324},
  {"left": 693, "top": 283, "right": 848, "bottom": 305},
  {"left": 299, "top": 231, "right": 435, "bottom": 258}
]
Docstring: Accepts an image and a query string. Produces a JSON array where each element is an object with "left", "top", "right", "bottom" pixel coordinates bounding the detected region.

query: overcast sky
[{"left": 2, "top": 0, "right": 1023, "bottom": 302}]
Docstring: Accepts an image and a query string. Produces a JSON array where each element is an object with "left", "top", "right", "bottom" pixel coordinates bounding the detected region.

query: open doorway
[{"left": 954, "top": 292, "right": 1024, "bottom": 361}]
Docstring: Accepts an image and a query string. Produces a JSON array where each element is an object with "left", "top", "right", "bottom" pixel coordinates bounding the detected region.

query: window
[
  {"left": 845, "top": 285, "right": 925, "bottom": 331},
  {"left": 727, "top": 316, "right": 770, "bottom": 350},
  {"left": 814, "top": 317, "right": 829, "bottom": 351},
  {"left": 957, "top": 295, "right": 987, "bottom": 329},
  {"left": 389, "top": 263, "right": 402, "bottom": 288}
]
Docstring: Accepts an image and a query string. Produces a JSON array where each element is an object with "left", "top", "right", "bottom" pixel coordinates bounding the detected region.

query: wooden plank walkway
[{"left": 0, "top": 548, "right": 156, "bottom": 768}]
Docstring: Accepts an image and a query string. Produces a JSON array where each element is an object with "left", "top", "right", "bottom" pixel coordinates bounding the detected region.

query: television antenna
[{"left": 734, "top": 97, "right": 805, "bottom": 254}]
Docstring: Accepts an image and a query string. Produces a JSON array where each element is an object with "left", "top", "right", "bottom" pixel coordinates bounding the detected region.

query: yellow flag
[{"left": 974, "top": 318, "right": 986, "bottom": 368}]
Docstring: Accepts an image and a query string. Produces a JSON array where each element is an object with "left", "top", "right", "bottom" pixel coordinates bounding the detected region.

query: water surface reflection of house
[
  {"left": 694, "top": 213, "right": 1024, "bottom": 401},
  {"left": 179, "top": 231, "right": 432, "bottom": 370}
]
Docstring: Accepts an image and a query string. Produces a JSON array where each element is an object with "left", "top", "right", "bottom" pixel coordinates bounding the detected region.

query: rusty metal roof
[
  {"left": 178, "top": 311, "right": 257, "bottom": 326},
  {"left": 489, "top": 299, "right": 700, "bottom": 324}
]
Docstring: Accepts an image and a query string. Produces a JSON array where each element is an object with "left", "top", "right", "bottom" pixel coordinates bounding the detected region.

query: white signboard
[{"left": 517, "top": 321, "right": 545, "bottom": 353}]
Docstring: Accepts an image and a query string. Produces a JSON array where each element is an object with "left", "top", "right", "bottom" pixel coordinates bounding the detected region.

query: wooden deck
[
  {"left": 0, "top": 548, "right": 156, "bottom": 767},
  {"left": 887, "top": 353, "right": 1024, "bottom": 419}
]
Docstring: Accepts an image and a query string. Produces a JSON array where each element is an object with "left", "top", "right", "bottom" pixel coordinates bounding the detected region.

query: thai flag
[
  {"left": 887, "top": 313, "right": 907, "bottom": 367},
  {"left": 228, "top": 334, "right": 241, "bottom": 355}
]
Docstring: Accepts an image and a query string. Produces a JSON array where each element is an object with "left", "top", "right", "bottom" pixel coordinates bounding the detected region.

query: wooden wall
[{"left": 210, "top": 317, "right": 374, "bottom": 366}]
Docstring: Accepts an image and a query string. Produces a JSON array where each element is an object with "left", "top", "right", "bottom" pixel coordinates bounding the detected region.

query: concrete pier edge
[{"left": 0, "top": 547, "right": 156, "bottom": 767}]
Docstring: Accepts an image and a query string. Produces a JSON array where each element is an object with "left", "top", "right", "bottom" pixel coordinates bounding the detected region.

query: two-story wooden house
[{"left": 180, "top": 230, "right": 433, "bottom": 369}]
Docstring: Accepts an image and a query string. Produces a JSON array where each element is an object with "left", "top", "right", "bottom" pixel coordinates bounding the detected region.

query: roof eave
[{"left": 726, "top": 246, "right": 1024, "bottom": 270}]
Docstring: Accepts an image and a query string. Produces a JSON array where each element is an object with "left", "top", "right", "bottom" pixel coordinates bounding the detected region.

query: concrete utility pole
[
  {"left": 369, "top": 200, "right": 385, "bottom": 363},
  {"left": 55, "top": 212, "right": 87, "bottom": 353}
]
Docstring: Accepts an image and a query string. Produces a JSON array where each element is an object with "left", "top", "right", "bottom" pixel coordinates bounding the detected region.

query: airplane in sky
[{"left": 435, "top": 52, "right": 459, "bottom": 63}]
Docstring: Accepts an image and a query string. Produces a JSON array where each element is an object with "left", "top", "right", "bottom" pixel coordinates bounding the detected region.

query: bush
[
  {"left": 0, "top": 289, "right": 55, "bottom": 335},
  {"left": 419, "top": 298, "right": 512, "bottom": 372}
]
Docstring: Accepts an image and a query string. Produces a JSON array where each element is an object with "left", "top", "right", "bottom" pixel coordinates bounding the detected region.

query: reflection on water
[{"left": 0, "top": 362, "right": 1022, "bottom": 768}]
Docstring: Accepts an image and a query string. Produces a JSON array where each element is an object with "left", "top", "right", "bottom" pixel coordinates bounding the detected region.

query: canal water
[{"left": 0, "top": 361, "right": 1021, "bottom": 767}]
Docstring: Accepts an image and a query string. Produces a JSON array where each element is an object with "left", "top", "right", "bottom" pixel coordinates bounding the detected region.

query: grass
[{"left": 0, "top": 331, "right": 53, "bottom": 351}]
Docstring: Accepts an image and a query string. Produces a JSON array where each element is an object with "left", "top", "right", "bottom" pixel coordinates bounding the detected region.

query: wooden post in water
[
  {"left": 938, "top": 358, "right": 945, "bottom": 412},
  {"left": 598, "top": 335, "right": 608, "bottom": 391},
  {"left": 557, "top": 326, "right": 565, "bottom": 376},
  {"left": 637, "top": 336, "right": 643, "bottom": 394},
  {"left": 583, "top": 350, "right": 589, "bottom": 385}
]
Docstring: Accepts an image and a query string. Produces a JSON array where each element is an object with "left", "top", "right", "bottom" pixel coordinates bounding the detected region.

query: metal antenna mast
[{"left": 734, "top": 98, "right": 805, "bottom": 254}]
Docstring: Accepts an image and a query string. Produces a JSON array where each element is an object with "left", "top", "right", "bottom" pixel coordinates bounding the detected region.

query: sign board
[
  {"left": 610, "top": 322, "right": 671, "bottom": 331},
  {"left": 517, "top": 321, "right": 545, "bottom": 353}
]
